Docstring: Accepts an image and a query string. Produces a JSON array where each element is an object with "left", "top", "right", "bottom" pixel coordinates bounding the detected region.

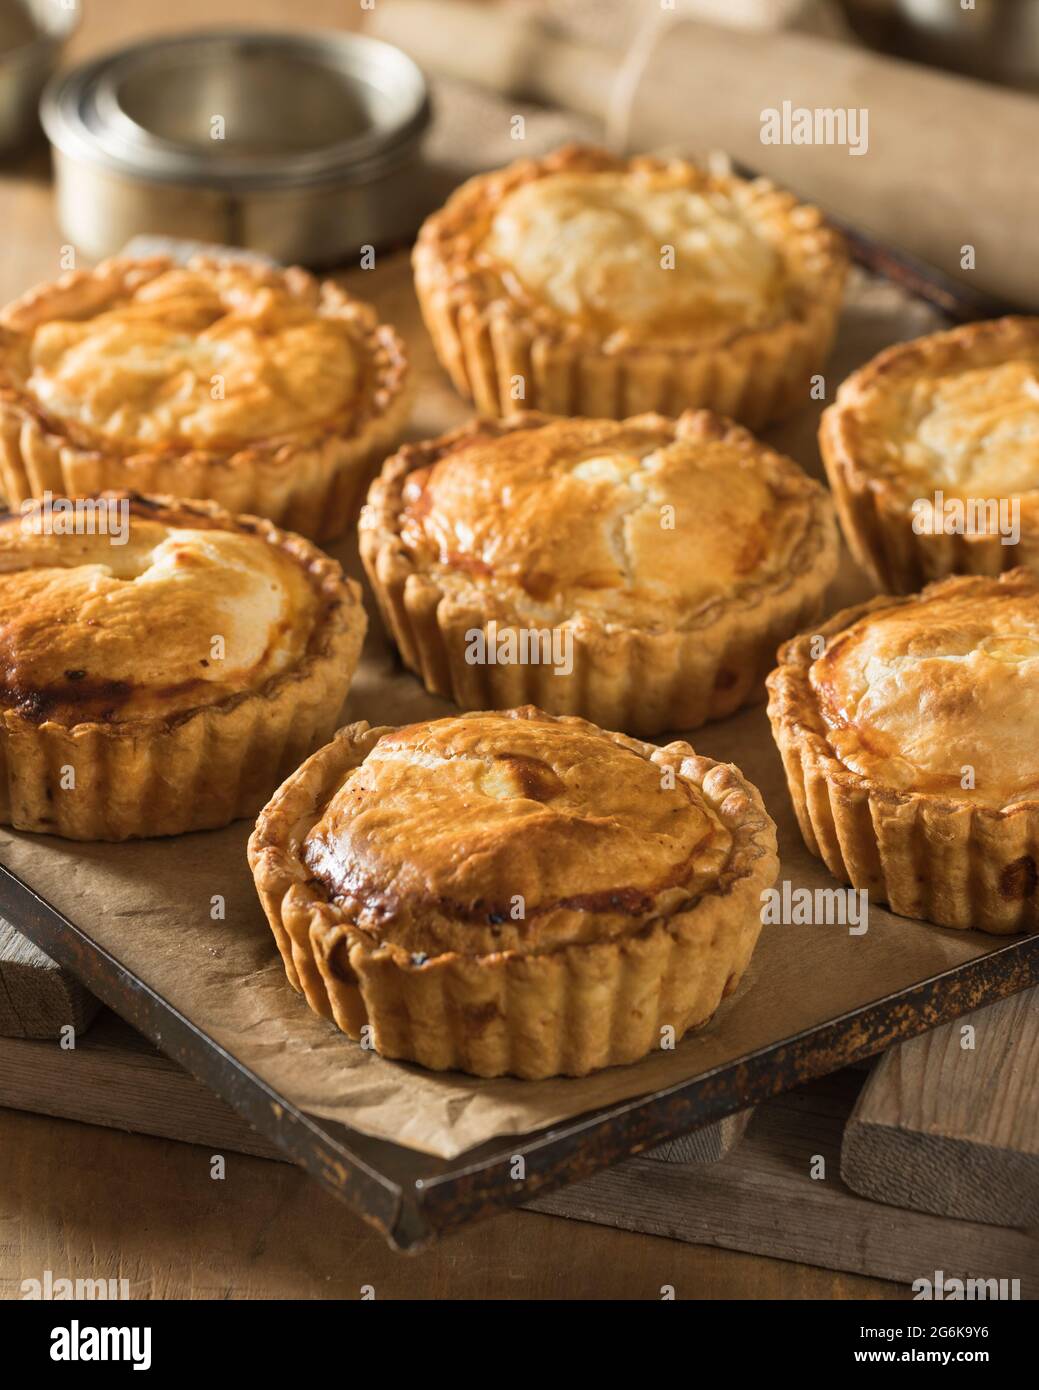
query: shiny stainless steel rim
[{"left": 40, "top": 27, "right": 431, "bottom": 190}]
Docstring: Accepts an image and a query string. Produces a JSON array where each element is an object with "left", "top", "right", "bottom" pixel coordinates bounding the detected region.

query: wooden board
[
  {"left": 645, "top": 1110, "right": 754, "bottom": 1165},
  {"left": 529, "top": 1072, "right": 1039, "bottom": 1293},
  {"left": 842, "top": 987, "right": 1039, "bottom": 1229},
  {"left": 0, "top": 1008, "right": 283, "bottom": 1160},
  {"left": 0, "top": 1106, "right": 902, "bottom": 1302},
  {"left": 4, "top": 1016, "right": 1029, "bottom": 1290},
  {"left": 0, "top": 916, "right": 100, "bottom": 1040}
]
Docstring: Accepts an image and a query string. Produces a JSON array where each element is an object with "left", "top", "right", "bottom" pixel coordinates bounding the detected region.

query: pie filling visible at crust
[
  {"left": 820, "top": 316, "right": 1039, "bottom": 592},
  {"left": 413, "top": 144, "right": 847, "bottom": 428},
  {"left": 767, "top": 567, "right": 1039, "bottom": 934},
  {"left": 360, "top": 410, "right": 839, "bottom": 736},
  {"left": 0, "top": 256, "right": 410, "bottom": 541},
  {"left": 249, "top": 706, "right": 779, "bottom": 1079},
  {"left": 0, "top": 493, "right": 366, "bottom": 840}
]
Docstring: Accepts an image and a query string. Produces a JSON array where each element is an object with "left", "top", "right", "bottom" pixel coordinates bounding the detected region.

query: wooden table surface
[
  {"left": 0, "top": 0, "right": 902, "bottom": 1300},
  {"left": 0, "top": 1106, "right": 903, "bottom": 1299}
]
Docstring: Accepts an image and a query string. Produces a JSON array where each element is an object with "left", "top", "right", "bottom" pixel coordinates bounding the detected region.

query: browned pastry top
[
  {"left": 823, "top": 316, "right": 1039, "bottom": 509},
  {"left": 0, "top": 494, "right": 347, "bottom": 725},
  {"left": 415, "top": 143, "right": 846, "bottom": 352},
  {"left": 383, "top": 410, "right": 833, "bottom": 631},
  {"left": 810, "top": 568, "right": 1039, "bottom": 805},
  {"left": 300, "top": 707, "right": 736, "bottom": 957},
  {"left": 0, "top": 255, "right": 406, "bottom": 457}
]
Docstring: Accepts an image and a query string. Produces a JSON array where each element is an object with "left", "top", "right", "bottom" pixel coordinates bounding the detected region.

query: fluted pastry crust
[
  {"left": 0, "top": 493, "right": 366, "bottom": 839},
  {"left": 248, "top": 706, "right": 778, "bottom": 1079},
  {"left": 0, "top": 257, "right": 410, "bottom": 541},
  {"left": 820, "top": 317, "right": 1039, "bottom": 592},
  {"left": 360, "top": 409, "right": 839, "bottom": 735},
  {"left": 767, "top": 568, "right": 1039, "bottom": 933},
  {"left": 413, "top": 144, "right": 847, "bottom": 428}
]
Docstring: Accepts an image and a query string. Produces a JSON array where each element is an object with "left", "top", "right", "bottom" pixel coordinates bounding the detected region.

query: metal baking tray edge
[{"left": 3, "top": 862, "right": 1036, "bottom": 1251}]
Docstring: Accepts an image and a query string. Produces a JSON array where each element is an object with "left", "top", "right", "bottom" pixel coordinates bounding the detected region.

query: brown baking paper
[{"left": 0, "top": 252, "right": 1013, "bottom": 1159}]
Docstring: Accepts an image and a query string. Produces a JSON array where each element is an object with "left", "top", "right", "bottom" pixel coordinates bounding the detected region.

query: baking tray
[
  {"left": 1, "top": 235, "right": 1036, "bottom": 1253},
  {"left": 3, "top": 859, "right": 1036, "bottom": 1250}
]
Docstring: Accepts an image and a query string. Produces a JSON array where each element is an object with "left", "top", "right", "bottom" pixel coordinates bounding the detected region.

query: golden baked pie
[
  {"left": 248, "top": 706, "right": 778, "bottom": 1079},
  {"left": 413, "top": 144, "right": 847, "bottom": 428},
  {"left": 360, "top": 410, "right": 839, "bottom": 736},
  {"left": 0, "top": 493, "right": 366, "bottom": 840},
  {"left": 0, "top": 256, "right": 409, "bottom": 541},
  {"left": 820, "top": 317, "right": 1039, "bottom": 592},
  {"left": 767, "top": 567, "right": 1039, "bottom": 934}
]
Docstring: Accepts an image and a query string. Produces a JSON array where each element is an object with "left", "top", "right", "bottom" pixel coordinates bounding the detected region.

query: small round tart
[
  {"left": 413, "top": 144, "right": 847, "bottom": 428},
  {"left": 0, "top": 256, "right": 410, "bottom": 541},
  {"left": 0, "top": 493, "right": 367, "bottom": 840},
  {"left": 820, "top": 317, "right": 1039, "bottom": 592},
  {"left": 360, "top": 409, "right": 839, "bottom": 736},
  {"left": 248, "top": 706, "right": 778, "bottom": 1079},
  {"left": 767, "top": 568, "right": 1039, "bottom": 934}
]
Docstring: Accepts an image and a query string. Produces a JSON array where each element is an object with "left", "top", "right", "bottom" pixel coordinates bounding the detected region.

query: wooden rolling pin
[{"left": 371, "top": 0, "right": 1039, "bottom": 309}]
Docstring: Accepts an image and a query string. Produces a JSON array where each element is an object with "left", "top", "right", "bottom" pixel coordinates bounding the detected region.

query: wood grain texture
[
  {"left": 529, "top": 1072, "right": 1039, "bottom": 1293},
  {"left": 0, "top": 918, "right": 100, "bottom": 1039},
  {"left": 645, "top": 1109, "right": 754, "bottom": 1164},
  {"left": 0, "top": 1022, "right": 1016, "bottom": 1293},
  {"left": 0, "top": 1010, "right": 282, "bottom": 1159},
  {"left": 0, "top": 1104, "right": 903, "bottom": 1301},
  {"left": 842, "top": 988, "right": 1039, "bottom": 1228}
]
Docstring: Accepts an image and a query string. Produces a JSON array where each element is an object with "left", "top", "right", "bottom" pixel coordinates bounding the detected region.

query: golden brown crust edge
[
  {"left": 412, "top": 144, "right": 848, "bottom": 430},
  {"left": 819, "top": 317, "right": 1039, "bottom": 593},
  {"left": 766, "top": 572, "right": 1039, "bottom": 934},
  {"left": 0, "top": 492, "right": 367, "bottom": 840},
  {"left": 359, "top": 409, "right": 840, "bottom": 737},
  {"left": 247, "top": 710, "right": 779, "bottom": 1079},
  {"left": 0, "top": 256, "right": 411, "bottom": 542}
]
